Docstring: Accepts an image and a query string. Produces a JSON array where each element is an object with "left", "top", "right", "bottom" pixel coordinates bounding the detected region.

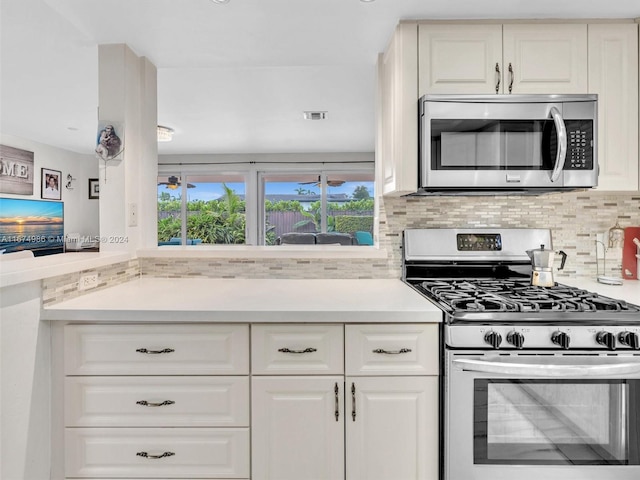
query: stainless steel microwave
[{"left": 418, "top": 94, "right": 598, "bottom": 194}]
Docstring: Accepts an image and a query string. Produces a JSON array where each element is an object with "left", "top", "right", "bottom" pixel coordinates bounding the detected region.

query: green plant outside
[{"left": 157, "top": 188, "right": 374, "bottom": 244}]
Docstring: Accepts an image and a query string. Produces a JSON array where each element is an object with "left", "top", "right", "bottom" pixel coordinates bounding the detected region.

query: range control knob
[
  {"left": 484, "top": 331, "right": 503, "bottom": 349},
  {"left": 618, "top": 332, "right": 640, "bottom": 350},
  {"left": 596, "top": 331, "right": 616, "bottom": 351},
  {"left": 506, "top": 331, "right": 525, "bottom": 349},
  {"left": 551, "top": 331, "right": 571, "bottom": 350}
]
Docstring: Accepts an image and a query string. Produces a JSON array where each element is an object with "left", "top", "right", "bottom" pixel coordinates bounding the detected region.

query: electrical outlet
[{"left": 78, "top": 273, "right": 99, "bottom": 291}]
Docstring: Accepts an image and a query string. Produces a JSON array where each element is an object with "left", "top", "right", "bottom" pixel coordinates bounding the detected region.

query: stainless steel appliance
[
  {"left": 402, "top": 228, "right": 640, "bottom": 480},
  {"left": 526, "top": 244, "right": 567, "bottom": 287},
  {"left": 418, "top": 94, "right": 598, "bottom": 194}
]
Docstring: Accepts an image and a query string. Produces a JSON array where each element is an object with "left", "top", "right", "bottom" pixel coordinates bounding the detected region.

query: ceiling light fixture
[
  {"left": 210, "top": 0, "right": 230, "bottom": 4},
  {"left": 157, "top": 125, "right": 175, "bottom": 142},
  {"left": 303, "top": 111, "right": 327, "bottom": 120}
]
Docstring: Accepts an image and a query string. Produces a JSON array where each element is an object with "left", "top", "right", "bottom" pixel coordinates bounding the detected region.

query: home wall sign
[{"left": 0, "top": 144, "right": 34, "bottom": 195}]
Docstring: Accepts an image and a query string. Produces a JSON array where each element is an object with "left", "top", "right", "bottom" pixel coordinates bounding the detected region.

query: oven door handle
[
  {"left": 453, "top": 358, "right": 640, "bottom": 377},
  {"left": 549, "top": 105, "right": 567, "bottom": 183}
]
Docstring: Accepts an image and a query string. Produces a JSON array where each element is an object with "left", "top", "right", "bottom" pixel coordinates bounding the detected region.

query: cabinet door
[
  {"left": 588, "top": 23, "right": 639, "bottom": 191},
  {"left": 418, "top": 24, "right": 503, "bottom": 95},
  {"left": 251, "top": 376, "right": 344, "bottom": 480},
  {"left": 346, "top": 376, "right": 439, "bottom": 480},
  {"left": 377, "top": 22, "right": 418, "bottom": 196},
  {"left": 503, "top": 24, "right": 587, "bottom": 94}
]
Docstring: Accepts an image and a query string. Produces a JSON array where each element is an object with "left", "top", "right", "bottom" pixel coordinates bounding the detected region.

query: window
[
  {"left": 157, "top": 174, "right": 247, "bottom": 245},
  {"left": 261, "top": 172, "right": 374, "bottom": 245},
  {"left": 158, "top": 164, "right": 374, "bottom": 246}
]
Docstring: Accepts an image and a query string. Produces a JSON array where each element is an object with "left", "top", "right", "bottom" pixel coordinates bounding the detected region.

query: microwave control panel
[{"left": 565, "top": 120, "right": 594, "bottom": 170}]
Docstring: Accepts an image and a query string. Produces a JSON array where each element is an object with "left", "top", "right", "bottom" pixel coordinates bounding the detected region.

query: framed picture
[
  {"left": 88, "top": 178, "right": 99, "bottom": 199},
  {"left": 41, "top": 168, "right": 61, "bottom": 200}
]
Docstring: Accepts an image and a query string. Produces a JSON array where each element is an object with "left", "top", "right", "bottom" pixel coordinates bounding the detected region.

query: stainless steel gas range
[{"left": 402, "top": 228, "right": 640, "bottom": 480}]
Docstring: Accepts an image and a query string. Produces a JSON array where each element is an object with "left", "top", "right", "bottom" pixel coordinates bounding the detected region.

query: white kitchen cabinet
[
  {"left": 418, "top": 23, "right": 587, "bottom": 96},
  {"left": 251, "top": 376, "right": 345, "bottom": 480},
  {"left": 65, "top": 427, "right": 250, "bottom": 479},
  {"left": 251, "top": 323, "right": 343, "bottom": 375},
  {"left": 250, "top": 324, "right": 440, "bottom": 480},
  {"left": 345, "top": 376, "right": 439, "bottom": 480},
  {"left": 63, "top": 323, "right": 251, "bottom": 479},
  {"left": 62, "top": 322, "right": 439, "bottom": 480},
  {"left": 502, "top": 24, "right": 587, "bottom": 94},
  {"left": 588, "top": 23, "right": 639, "bottom": 191},
  {"left": 376, "top": 22, "right": 419, "bottom": 196},
  {"left": 418, "top": 24, "right": 503, "bottom": 95},
  {"left": 65, "top": 375, "right": 250, "bottom": 427},
  {"left": 64, "top": 323, "right": 249, "bottom": 375},
  {"left": 345, "top": 324, "right": 439, "bottom": 480}
]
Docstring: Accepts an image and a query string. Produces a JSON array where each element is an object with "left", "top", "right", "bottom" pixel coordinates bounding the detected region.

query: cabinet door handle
[
  {"left": 136, "top": 451, "right": 175, "bottom": 459},
  {"left": 508, "top": 63, "right": 514, "bottom": 94},
  {"left": 351, "top": 382, "right": 356, "bottom": 422},
  {"left": 372, "top": 348, "right": 412, "bottom": 355},
  {"left": 495, "top": 62, "right": 501, "bottom": 94},
  {"left": 136, "top": 400, "right": 175, "bottom": 407},
  {"left": 334, "top": 382, "right": 339, "bottom": 422},
  {"left": 277, "top": 347, "right": 317, "bottom": 354},
  {"left": 135, "top": 348, "right": 175, "bottom": 354}
]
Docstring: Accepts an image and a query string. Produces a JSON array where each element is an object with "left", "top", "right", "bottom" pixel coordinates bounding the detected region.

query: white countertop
[
  {"left": 559, "top": 277, "right": 640, "bottom": 305},
  {"left": 0, "top": 251, "right": 131, "bottom": 288},
  {"left": 42, "top": 277, "right": 443, "bottom": 323}
]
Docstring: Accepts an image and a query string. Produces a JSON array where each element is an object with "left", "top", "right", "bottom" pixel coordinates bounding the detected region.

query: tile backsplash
[
  {"left": 42, "top": 191, "right": 638, "bottom": 305},
  {"left": 379, "top": 191, "right": 639, "bottom": 279}
]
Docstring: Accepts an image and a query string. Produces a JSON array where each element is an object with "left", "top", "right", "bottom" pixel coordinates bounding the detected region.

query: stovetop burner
[{"left": 412, "top": 278, "right": 639, "bottom": 318}]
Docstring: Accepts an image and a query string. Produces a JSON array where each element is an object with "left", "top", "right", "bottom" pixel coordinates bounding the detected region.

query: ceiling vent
[{"left": 303, "top": 111, "right": 327, "bottom": 120}]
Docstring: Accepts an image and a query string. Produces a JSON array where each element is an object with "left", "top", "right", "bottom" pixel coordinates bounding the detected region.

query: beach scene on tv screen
[{"left": 0, "top": 198, "right": 64, "bottom": 256}]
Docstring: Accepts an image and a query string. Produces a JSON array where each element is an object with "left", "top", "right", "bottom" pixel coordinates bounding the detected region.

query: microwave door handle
[
  {"left": 453, "top": 358, "right": 640, "bottom": 377},
  {"left": 549, "top": 106, "right": 567, "bottom": 183}
]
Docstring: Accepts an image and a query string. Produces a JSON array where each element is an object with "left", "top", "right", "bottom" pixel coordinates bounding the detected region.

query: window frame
[{"left": 158, "top": 162, "right": 374, "bottom": 246}]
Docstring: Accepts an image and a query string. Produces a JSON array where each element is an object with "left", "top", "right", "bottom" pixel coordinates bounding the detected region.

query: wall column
[{"left": 97, "top": 44, "right": 158, "bottom": 253}]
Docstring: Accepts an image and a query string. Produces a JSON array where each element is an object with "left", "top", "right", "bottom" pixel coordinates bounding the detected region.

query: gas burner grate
[{"left": 413, "top": 278, "right": 639, "bottom": 314}]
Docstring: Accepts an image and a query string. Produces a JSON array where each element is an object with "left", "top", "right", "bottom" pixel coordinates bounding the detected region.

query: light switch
[{"left": 128, "top": 202, "right": 138, "bottom": 227}]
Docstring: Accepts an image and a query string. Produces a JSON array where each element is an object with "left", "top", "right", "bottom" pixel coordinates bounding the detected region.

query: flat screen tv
[{"left": 0, "top": 197, "right": 64, "bottom": 256}]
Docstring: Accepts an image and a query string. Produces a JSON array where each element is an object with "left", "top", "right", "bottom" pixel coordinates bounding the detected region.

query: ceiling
[{"left": 1, "top": 0, "right": 639, "bottom": 156}]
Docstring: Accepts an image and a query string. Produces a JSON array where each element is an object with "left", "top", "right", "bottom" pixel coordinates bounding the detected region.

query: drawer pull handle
[
  {"left": 136, "top": 400, "right": 175, "bottom": 407},
  {"left": 278, "top": 347, "right": 317, "bottom": 354},
  {"left": 334, "top": 382, "right": 339, "bottom": 422},
  {"left": 372, "top": 348, "right": 412, "bottom": 355},
  {"left": 135, "top": 348, "right": 175, "bottom": 354},
  {"left": 136, "top": 451, "right": 175, "bottom": 459}
]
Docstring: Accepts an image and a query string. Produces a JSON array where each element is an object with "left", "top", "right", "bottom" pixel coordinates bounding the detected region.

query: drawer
[
  {"left": 65, "top": 427, "right": 249, "bottom": 478},
  {"left": 64, "top": 324, "right": 249, "bottom": 375},
  {"left": 345, "top": 324, "right": 439, "bottom": 375},
  {"left": 65, "top": 376, "right": 249, "bottom": 427},
  {"left": 251, "top": 324, "right": 343, "bottom": 374}
]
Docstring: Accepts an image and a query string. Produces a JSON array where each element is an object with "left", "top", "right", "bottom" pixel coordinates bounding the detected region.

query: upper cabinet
[
  {"left": 378, "top": 21, "right": 639, "bottom": 196},
  {"left": 588, "top": 23, "right": 639, "bottom": 191},
  {"left": 376, "top": 23, "right": 418, "bottom": 196},
  {"left": 418, "top": 23, "right": 587, "bottom": 96}
]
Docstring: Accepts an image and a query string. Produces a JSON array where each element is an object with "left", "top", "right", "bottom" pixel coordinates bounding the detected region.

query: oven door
[{"left": 446, "top": 351, "right": 640, "bottom": 480}]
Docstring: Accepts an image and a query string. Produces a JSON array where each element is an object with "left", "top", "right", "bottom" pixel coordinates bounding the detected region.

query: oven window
[
  {"left": 431, "top": 119, "right": 556, "bottom": 170},
  {"left": 474, "top": 379, "right": 640, "bottom": 465}
]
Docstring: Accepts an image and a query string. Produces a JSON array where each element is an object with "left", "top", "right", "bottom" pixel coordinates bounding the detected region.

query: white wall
[
  {"left": 0, "top": 281, "right": 50, "bottom": 480},
  {"left": 0, "top": 134, "right": 99, "bottom": 239}
]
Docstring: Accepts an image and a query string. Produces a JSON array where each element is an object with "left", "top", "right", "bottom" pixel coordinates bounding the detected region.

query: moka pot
[{"left": 526, "top": 244, "right": 568, "bottom": 287}]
